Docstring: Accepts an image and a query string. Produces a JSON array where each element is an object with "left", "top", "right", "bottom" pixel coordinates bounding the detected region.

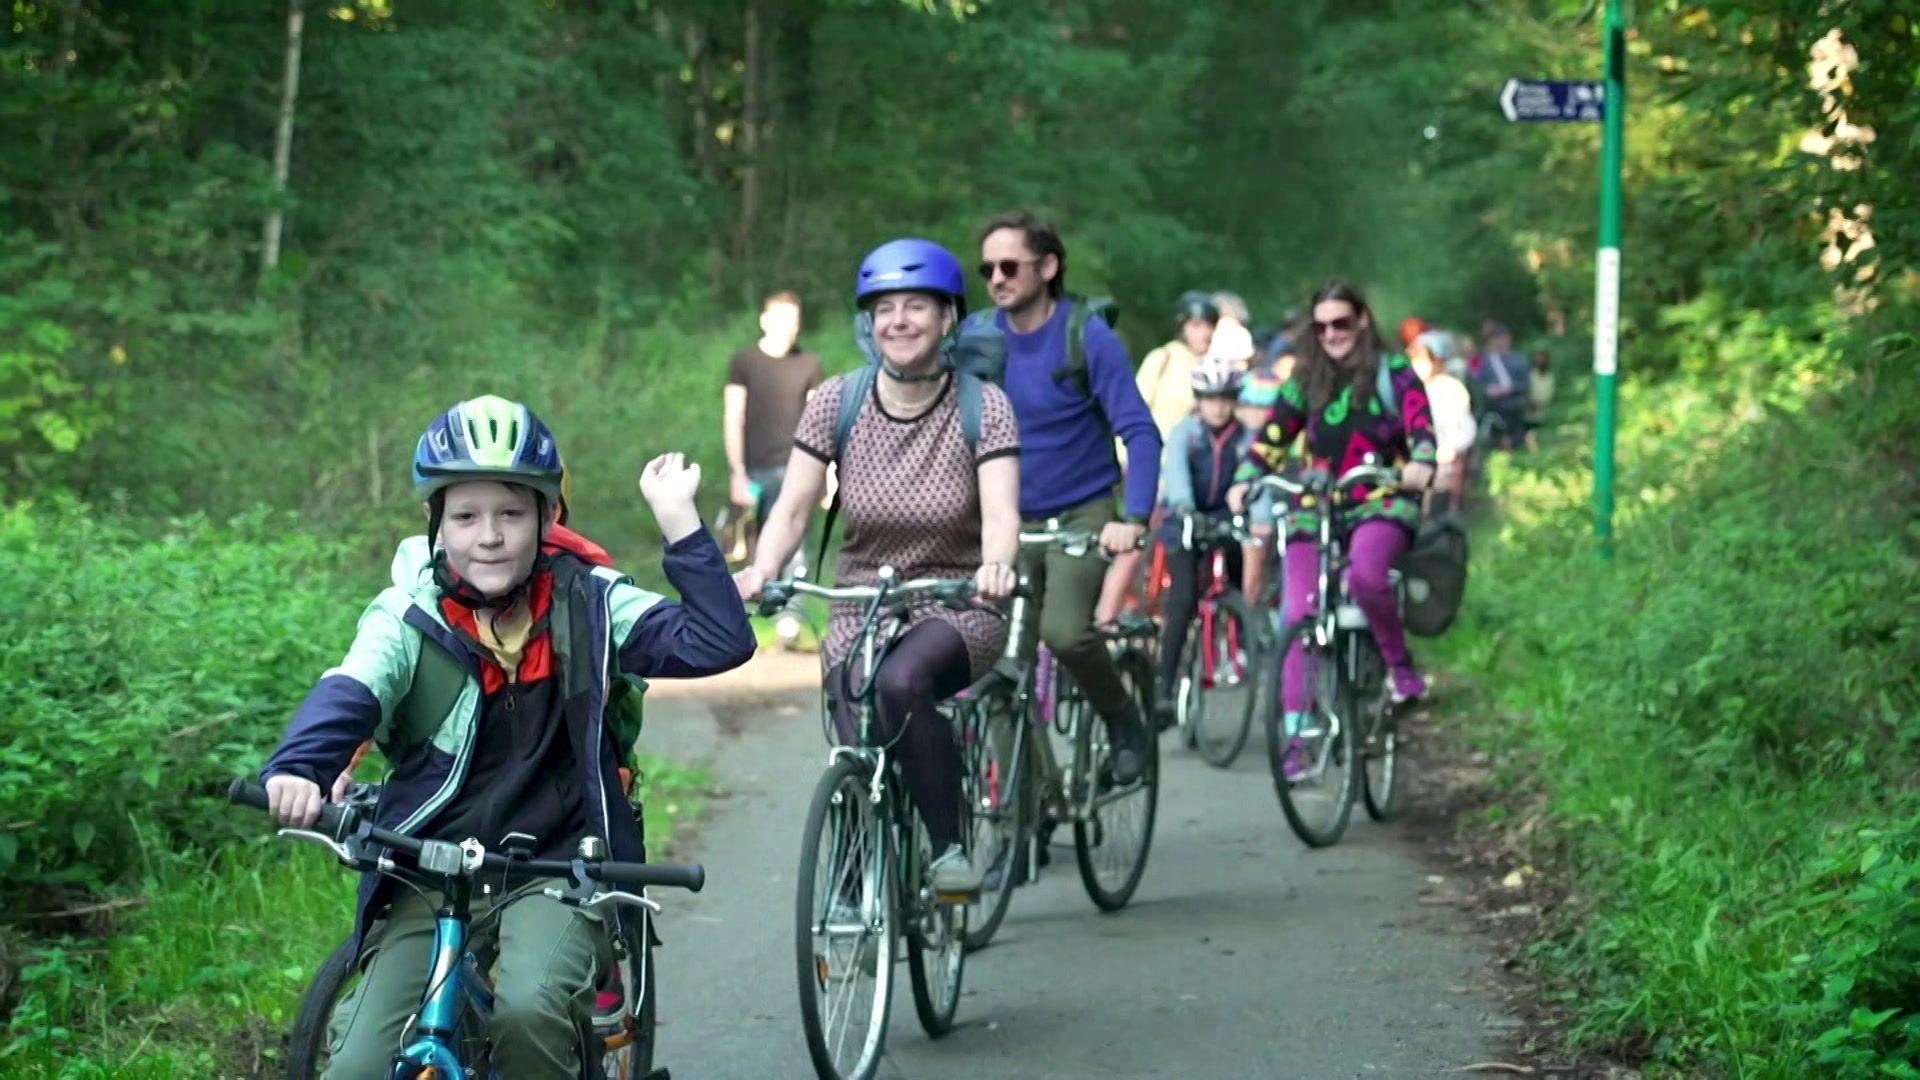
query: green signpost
[
  {"left": 1593, "top": 0, "right": 1627, "bottom": 556},
  {"left": 1501, "top": 2, "right": 1627, "bottom": 554}
]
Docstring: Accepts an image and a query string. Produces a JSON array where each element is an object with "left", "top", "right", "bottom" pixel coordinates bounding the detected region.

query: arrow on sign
[{"left": 1500, "top": 78, "right": 1605, "bottom": 122}]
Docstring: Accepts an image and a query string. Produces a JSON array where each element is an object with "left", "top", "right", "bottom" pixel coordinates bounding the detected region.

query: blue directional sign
[{"left": 1499, "top": 79, "right": 1605, "bottom": 122}]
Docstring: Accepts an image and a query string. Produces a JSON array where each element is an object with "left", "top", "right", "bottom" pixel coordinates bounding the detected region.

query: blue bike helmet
[
  {"left": 854, "top": 238, "right": 967, "bottom": 316},
  {"left": 412, "top": 395, "right": 565, "bottom": 504}
]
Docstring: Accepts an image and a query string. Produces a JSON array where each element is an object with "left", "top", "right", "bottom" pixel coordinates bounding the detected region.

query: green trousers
[
  {"left": 323, "top": 877, "right": 612, "bottom": 1078},
  {"left": 1016, "top": 497, "right": 1135, "bottom": 723}
]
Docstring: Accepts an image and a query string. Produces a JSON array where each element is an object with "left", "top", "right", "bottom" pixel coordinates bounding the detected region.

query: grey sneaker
[{"left": 928, "top": 843, "right": 983, "bottom": 895}]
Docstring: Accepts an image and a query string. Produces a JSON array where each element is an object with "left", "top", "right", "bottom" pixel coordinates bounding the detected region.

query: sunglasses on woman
[
  {"left": 977, "top": 257, "right": 1039, "bottom": 281},
  {"left": 1311, "top": 315, "right": 1358, "bottom": 336}
]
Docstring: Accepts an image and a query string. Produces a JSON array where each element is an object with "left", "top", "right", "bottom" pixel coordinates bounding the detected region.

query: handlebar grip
[
  {"left": 228, "top": 777, "right": 269, "bottom": 810},
  {"left": 595, "top": 861, "right": 706, "bottom": 893},
  {"left": 230, "top": 776, "right": 353, "bottom": 837}
]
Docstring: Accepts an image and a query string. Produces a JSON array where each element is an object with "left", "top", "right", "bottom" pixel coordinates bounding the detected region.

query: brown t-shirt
[
  {"left": 793, "top": 373, "right": 1020, "bottom": 680},
  {"left": 727, "top": 344, "right": 824, "bottom": 470}
]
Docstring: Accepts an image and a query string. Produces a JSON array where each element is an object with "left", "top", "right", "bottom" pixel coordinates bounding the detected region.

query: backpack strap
[
  {"left": 817, "top": 369, "right": 875, "bottom": 582},
  {"left": 833, "top": 366, "right": 877, "bottom": 459},
  {"left": 954, "top": 369, "right": 983, "bottom": 453},
  {"left": 394, "top": 627, "right": 469, "bottom": 753}
]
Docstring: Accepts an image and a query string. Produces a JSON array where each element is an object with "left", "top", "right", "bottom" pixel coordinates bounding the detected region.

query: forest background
[{"left": 1, "top": 0, "right": 1915, "bottom": 1076}]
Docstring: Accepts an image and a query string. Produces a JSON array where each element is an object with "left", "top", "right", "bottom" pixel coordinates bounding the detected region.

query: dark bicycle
[
  {"left": 229, "top": 778, "right": 703, "bottom": 1079},
  {"left": 1166, "top": 511, "right": 1264, "bottom": 768},
  {"left": 949, "top": 526, "right": 1159, "bottom": 953},
  {"left": 1252, "top": 463, "right": 1409, "bottom": 847},
  {"left": 759, "top": 569, "right": 986, "bottom": 1080}
]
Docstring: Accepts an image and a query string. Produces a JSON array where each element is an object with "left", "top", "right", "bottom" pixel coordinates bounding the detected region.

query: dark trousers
[
  {"left": 828, "top": 620, "right": 971, "bottom": 850},
  {"left": 1157, "top": 543, "right": 1245, "bottom": 688}
]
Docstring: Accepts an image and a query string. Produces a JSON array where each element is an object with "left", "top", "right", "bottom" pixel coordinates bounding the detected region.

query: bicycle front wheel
[
  {"left": 1266, "top": 618, "right": 1358, "bottom": 848},
  {"left": 1190, "top": 590, "right": 1260, "bottom": 769},
  {"left": 958, "top": 680, "right": 1027, "bottom": 952},
  {"left": 795, "top": 756, "right": 894, "bottom": 1080},
  {"left": 1072, "top": 646, "right": 1159, "bottom": 911},
  {"left": 285, "top": 936, "right": 356, "bottom": 1080}
]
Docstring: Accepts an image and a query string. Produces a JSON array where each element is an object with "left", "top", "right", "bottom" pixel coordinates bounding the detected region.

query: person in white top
[{"left": 1413, "top": 331, "right": 1475, "bottom": 515}]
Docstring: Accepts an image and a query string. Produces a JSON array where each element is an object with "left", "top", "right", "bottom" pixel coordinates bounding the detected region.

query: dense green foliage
[
  {"left": 0, "top": 502, "right": 362, "bottom": 904},
  {"left": 2, "top": 0, "right": 1916, "bottom": 1074}
]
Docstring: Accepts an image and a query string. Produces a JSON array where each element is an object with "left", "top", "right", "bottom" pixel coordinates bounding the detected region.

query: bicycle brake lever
[
  {"left": 552, "top": 888, "right": 663, "bottom": 914},
  {"left": 277, "top": 827, "right": 357, "bottom": 865}
]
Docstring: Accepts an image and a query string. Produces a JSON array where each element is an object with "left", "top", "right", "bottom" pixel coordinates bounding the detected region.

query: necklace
[{"left": 877, "top": 369, "right": 946, "bottom": 415}]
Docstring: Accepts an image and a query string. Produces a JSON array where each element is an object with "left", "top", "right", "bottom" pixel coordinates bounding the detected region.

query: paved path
[{"left": 641, "top": 653, "right": 1513, "bottom": 1079}]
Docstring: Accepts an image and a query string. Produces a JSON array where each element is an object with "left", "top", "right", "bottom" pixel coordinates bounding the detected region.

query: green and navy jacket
[{"left": 262, "top": 529, "right": 754, "bottom": 939}]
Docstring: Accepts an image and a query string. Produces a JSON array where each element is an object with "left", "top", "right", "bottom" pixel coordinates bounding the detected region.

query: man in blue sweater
[{"left": 978, "top": 212, "right": 1163, "bottom": 783}]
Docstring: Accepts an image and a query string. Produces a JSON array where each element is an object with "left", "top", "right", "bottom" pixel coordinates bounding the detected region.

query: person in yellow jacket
[{"left": 1135, "top": 291, "right": 1219, "bottom": 437}]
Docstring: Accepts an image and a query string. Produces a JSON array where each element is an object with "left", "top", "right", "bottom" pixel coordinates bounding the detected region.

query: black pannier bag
[{"left": 1395, "top": 516, "right": 1469, "bottom": 637}]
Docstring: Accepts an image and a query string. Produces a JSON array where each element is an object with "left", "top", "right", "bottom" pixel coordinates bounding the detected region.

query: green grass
[{"left": 0, "top": 754, "right": 710, "bottom": 1079}]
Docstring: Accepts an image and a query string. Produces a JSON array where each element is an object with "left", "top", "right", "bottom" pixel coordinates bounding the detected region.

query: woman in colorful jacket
[
  {"left": 1227, "top": 281, "right": 1437, "bottom": 776},
  {"left": 260, "top": 396, "right": 755, "bottom": 1076}
]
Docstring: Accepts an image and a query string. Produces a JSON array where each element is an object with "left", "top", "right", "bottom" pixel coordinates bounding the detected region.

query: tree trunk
[
  {"left": 259, "top": 0, "right": 305, "bottom": 284},
  {"left": 683, "top": 17, "right": 716, "bottom": 183},
  {"left": 734, "top": 0, "right": 766, "bottom": 278}
]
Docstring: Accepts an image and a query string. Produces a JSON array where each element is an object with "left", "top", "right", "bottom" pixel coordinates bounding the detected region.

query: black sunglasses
[
  {"left": 1311, "top": 315, "right": 1358, "bottom": 336},
  {"left": 977, "top": 257, "right": 1039, "bottom": 281}
]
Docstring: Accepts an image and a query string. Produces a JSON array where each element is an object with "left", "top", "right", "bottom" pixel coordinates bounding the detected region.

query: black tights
[
  {"left": 829, "top": 620, "right": 971, "bottom": 851},
  {"left": 1157, "top": 543, "right": 1245, "bottom": 688}
]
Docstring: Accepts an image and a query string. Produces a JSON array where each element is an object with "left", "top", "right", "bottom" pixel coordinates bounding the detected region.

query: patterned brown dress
[{"left": 792, "top": 372, "right": 1020, "bottom": 681}]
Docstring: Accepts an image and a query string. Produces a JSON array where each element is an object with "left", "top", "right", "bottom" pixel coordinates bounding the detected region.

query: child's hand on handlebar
[
  {"left": 1399, "top": 462, "right": 1436, "bottom": 493},
  {"left": 1226, "top": 482, "right": 1250, "bottom": 513},
  {"left": 266, "top": 773, "right": 325, "bottom": 829}
]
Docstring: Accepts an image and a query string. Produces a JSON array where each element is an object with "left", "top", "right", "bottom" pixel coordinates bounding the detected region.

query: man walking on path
[
  {"left": 724, "top": 290, "right": 822, "bottom": 529},
  {"left": 978, "top": 211, "right": 1162, "bottom": 782}
]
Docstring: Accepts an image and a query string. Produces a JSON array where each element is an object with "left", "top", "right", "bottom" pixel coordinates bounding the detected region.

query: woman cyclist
[
  {"left": 1151, "top": 359, "right": 1265, "bottom": 725},
  {"left": 734, "top": 238, "right": 1020, "bottom": 894},
  {"left": 1227, "top": 281, "right": 1437, "bottom": 776}
]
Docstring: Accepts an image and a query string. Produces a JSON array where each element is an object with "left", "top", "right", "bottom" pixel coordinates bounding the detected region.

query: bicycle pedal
[{"left": 934, "top": 889, "right": 979, "bottom": 905}]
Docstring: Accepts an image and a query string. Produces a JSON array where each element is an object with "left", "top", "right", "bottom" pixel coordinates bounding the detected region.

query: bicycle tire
[
  {"left": 285, "top": 935, "right": 356, "bottom": 1079},
  {"left": 904, "top": 812, "right": 966, "bottom": 1038},
  {"left": 1266, "top": 618, "right": 1358, "bottom": 848},
  {"left": 1073, "top": 646, "right": 1159, "bottom": 911},
  {"left": 959, "top": 681, "right": 1026, "bottom": 952},
  {"left": 1190, "top": 590, "right": 1260, "bottom": 769},
  {"left": 795, "top": 756, "right": 894, "bottom": 1080}
]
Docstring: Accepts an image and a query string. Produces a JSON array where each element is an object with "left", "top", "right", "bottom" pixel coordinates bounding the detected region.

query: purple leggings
[{"left": 1281, "top": 520, "right": 1412, "bottom": 714}]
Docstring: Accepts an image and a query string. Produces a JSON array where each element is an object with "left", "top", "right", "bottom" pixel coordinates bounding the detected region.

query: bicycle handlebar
[
  {"left": 229, "top": 778, "right": 706, "bottom": 893},
  {"left": 1252, "top": 463, "right": 1402, "bottom": 500},
  {"left": 757, "top": 573, "right": 982, "bottom": 619}
]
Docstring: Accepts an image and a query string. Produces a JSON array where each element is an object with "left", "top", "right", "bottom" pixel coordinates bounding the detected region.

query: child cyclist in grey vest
[{"left": 260, "top": 395, "right": 755, "bottom": 1076}]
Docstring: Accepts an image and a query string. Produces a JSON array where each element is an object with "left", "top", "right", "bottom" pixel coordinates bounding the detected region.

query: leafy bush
[
  {"left": 1436, "top": 307, "right": 1920, "bottom": 1076},
  {"left": 0, "top": 500, "right": 364, "bottom": 909}
]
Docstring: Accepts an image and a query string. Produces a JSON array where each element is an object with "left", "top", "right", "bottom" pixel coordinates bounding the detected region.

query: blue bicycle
[{"left": 229, "top": 779, "right": 704, "bottom": 1079}]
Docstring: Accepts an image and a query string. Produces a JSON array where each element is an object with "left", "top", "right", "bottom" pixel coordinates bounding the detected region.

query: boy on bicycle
[
  {"left": 1151, "top": 360, "right": 1269, "bottom": 725},
  {"left": 260, "top": 395, "right": 755, "bottom": 1077}
]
